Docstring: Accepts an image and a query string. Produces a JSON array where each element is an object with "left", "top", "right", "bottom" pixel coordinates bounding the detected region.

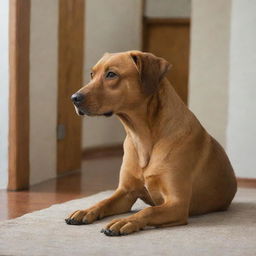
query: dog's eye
[
  {"left": 90, "top": 72, "right": 94, "bottom": 79},
  {"left": 106, "top": 71, "right": 117, "bottom": 79}
]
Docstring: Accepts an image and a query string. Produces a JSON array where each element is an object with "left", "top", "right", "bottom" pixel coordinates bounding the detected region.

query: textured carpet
[{"left": 0, "top": 188, "right": 256, "bottom": 256}]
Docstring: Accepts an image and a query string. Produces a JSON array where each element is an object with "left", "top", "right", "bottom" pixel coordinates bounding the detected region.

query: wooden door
[
  {"left": 57, "top": 0, "right": 85, "bottom": 175},
  {"left": 143, "top": 18, "right": 190, "bottom": 104}
]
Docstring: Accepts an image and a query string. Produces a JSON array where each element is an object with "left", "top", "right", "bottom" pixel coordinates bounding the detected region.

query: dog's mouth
[
  {"left": 73, "top": 105, "right": 86, "bottom": 116},
  {"left": 75, "top": 106, "right": 113, "bottom": 117},
  {"left": 78, "top": 109, "right": 85, "bottom": 116},
  {"left": 103, "top": 111, "right": 113, "bottom": 117}
]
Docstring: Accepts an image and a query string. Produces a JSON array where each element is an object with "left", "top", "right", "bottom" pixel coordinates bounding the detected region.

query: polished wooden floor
[
  {"left": 0, "top": 155, "right": 255, "bottom": 221},
  {"left": 0, "top": 156, "right": 122, "bottom": 221}
]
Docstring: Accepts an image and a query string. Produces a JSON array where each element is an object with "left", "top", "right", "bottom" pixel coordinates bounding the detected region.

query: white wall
[
  {"left": 0, "top": 0, "right": 9, "bottom": 189},
  {"left": 145, "top": 0, "right": 191, "bottom": 18},
  {"left": 189, "top": 0, "right": 231, "bottom": 147},
  {"left": 227, "top": 0, "right": 256, "bottom": 178},
  {"left": 189, "top": 0, "right": 256, "bottom": 178},
  {"left": 83, "top": 0, "right": 143, "bottom": 148},
  {"left": 29, "top": 0, "right": 58, "bottom": 185}
]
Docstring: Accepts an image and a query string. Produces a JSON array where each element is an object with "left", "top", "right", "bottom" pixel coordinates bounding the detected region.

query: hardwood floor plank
[{"left": 0, "top": 157, "right": 121, "bottom": 221}]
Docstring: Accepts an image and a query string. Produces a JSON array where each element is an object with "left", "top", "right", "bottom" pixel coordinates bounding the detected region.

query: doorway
[{"left": 143, "top": 18, "right": 190, "bottom": 104}]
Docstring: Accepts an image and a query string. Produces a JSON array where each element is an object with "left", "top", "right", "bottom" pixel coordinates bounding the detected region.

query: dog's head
[{"left": 71, "top": 51, "right": 171, "bottom": 116}]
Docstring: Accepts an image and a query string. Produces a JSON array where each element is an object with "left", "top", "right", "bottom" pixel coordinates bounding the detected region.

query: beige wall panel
[
  {"left": 227, "top": 0, "right": 256, "bottom": 178},
  {"left": 189, "top": 0, "right": 231, "bottom": 147},
  {"left": 29, "top": 0, "right": 58, "bottom": 184},
  {"left": 82, "top": 0, "right": 143, "bottom": 148},
  {"left": 0, "top": 0, "right": 9, "bottom": 189},
  {"left": 145, "top": 0, "right": 191, "bottom": 18}
]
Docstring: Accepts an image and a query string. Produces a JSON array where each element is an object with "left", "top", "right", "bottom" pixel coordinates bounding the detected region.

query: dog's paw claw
[
  {"left": 65, "top": 218, "right": 84, "bottom": 225},
  {"left": 65, "top": 218, "right": 72, "bottom": 224},
  {"left": 102, "top": 229, "right": 121, "bottom": 236}
]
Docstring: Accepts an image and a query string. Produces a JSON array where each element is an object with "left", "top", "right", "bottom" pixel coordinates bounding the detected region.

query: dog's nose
[{"left": 71, "top": 93, "right": 84, "bottom": 105}]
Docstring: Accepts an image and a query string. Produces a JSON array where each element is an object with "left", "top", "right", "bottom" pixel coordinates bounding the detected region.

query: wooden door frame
[
  {"left": 57, "top": 0, "right": 84, "bottom": 175},
  {"left": 8, "top": 0, "right": 31, "bottom": 190}
]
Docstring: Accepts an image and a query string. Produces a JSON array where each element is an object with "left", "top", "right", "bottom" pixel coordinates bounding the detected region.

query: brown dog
[{"left": 67, "top": 51, "right": 237, "bottom": 236}]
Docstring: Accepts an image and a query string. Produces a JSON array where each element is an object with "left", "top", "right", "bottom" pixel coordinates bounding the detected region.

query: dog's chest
[{"left": 129, "top": 132, "right": 152, "bottom": 169}]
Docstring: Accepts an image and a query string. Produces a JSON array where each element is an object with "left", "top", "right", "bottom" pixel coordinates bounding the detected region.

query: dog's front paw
[
  {"left": 101, "top": 217, "right": 145, "bottom": 236},
  {"left": 65, "top": 207, "right": 101, "bottom": 225}
]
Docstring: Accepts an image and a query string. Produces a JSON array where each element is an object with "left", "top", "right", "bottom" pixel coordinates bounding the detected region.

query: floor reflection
[{"left": 0, "top": 156, "right": 121, "bottom": 221}]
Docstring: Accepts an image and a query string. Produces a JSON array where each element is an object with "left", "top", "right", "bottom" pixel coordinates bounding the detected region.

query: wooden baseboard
[
  {"left": 83, "top": 144, "right": 123, "bottom": 160},
  {"left": 237, "top": 178, "right": 256, "bottom": 188}
]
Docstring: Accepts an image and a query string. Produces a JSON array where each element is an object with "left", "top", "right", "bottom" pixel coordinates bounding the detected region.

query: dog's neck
[
  {"left": 117, "top": 104, "right": 152, "bottom": 168},
  {"left": 117, "top": 78, "right": 188, "bottom": 169}
]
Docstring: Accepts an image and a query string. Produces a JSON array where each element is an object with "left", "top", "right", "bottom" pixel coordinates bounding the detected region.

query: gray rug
[{"left": 0, "top": 188, "right": 256, "bottom": 256}]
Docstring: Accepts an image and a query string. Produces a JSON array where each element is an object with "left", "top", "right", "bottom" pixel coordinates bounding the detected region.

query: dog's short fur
[{"left": 66, "top": 51, "right": 237, "bottom": 236}]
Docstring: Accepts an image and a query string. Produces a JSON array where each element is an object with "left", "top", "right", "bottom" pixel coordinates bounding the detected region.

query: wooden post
[
  {"left": 8, "top": 0, "right": 31, "bottom": 190},
  {"left": 57, "top": 0, "right": 85, "bottom": 175}
]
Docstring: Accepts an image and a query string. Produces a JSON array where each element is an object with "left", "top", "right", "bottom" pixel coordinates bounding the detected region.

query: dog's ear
[{"left": 130, "top": 51, "right": 171, "bottom": 95}]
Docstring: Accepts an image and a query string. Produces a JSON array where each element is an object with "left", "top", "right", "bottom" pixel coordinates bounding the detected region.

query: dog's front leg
[
  {"left": 102, "top": 171, "right": 192, "bottom": 236},
  {"left": 66, "top": 137, "right": 145, "bottom": 225},
  {"left": 65, "top": 188, "right": 138, "bottom": 225},
  {"left": 101, "top": 201, "right": 189, "bottom": 236}
]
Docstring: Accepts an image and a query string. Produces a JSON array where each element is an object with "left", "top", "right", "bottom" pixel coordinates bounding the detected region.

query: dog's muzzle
[
  {"left": 71, "top": 93, "right": 84, "bottom": 107},
  {"left": 71, "top": 93, "right": 86, "bottom": 115}
]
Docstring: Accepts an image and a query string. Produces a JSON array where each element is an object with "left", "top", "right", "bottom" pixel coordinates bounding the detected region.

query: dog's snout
[{"left": 71, "top": 93, "right": 85, "bottom": 105}]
